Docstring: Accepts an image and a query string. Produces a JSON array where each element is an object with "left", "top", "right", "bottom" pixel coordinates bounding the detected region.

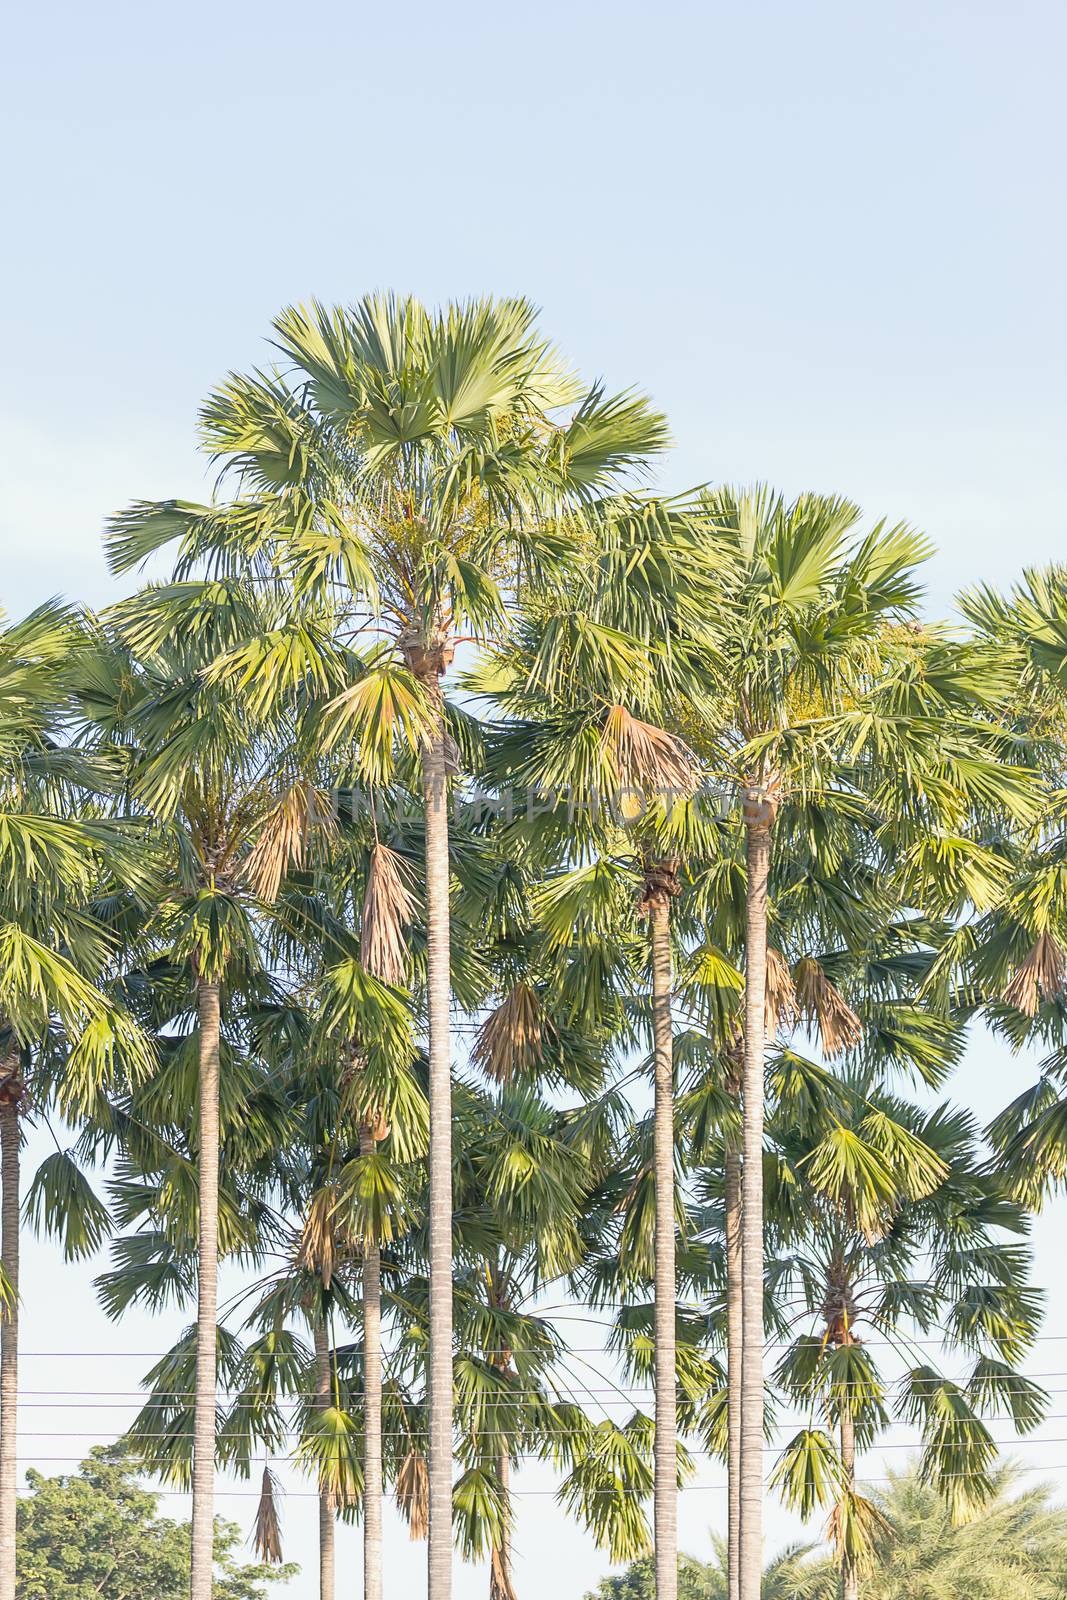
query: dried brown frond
[
  {"left": 600, "top": 704, "right": 696, "bottom": 795},
  {"left": 764, "top": 946, "right": 797, "bottom": 1035},
  {"left": 1003, "top": 930, "right": 1067, "bottom": 1017},
  {"left": 395, "top": 1449, "right": 429, "bottom": 1540},
  {"left": 490, "top": 1547, "right": 519, "bottom": 1600},
  {"left": 296, "top": 1185, "right": 340, "bottom": 1290},
  {"left": 252, "top": 1465, "right": 284, "bottom": 1565},
  {"left": 472, "top": 982, "right": 556, "bottom": 1083},
  {"left": 361, "top": 843, "right": 417, "bottom": 986},
  {"left": 245, "top": 779, "right": 337, "bottom": 902},
  {"left": 794, "top": 956, "right": 864, "bottom": 1057}
]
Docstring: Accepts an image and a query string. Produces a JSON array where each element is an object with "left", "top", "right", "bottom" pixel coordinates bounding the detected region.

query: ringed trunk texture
[
  {"left": 361, "top": 1125, "right": 384, "bottom": 1600},
  {"left": 489, "top": 1447, "right": 515, "bottom": 1600},
  {"left": 724, "top": 1142, "right": 743, "bottom": 1600},
  {"left": 0, "top": 1047, "right": 21, "bottom": 1600},
  {"left": 313, "top": 1322, "right": 335, "bottom": 1600},
  {"left": 190, "top": 980, "right": 221, "bottom": 1600},
  {"left": 422, "top": 682, "right": 454, "bottom": 1600},
  {"left": 840, "top": 1412, "right": 859, "bottom": 1600},
  {"left": 739, "top": 821, "right": 772, "bottom": 1600},
  {"left": 649, "top": 894, "right": 677, "bottom": 1600}
]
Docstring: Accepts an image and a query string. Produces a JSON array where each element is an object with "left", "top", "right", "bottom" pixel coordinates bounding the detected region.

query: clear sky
[{"left": 3, "top": 1, "right": 1066, "bottom": 1595}]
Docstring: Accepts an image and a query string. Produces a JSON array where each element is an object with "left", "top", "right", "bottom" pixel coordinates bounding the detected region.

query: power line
[
  {"left": 17, "top": 1443, "right": 1067, "bottom": 1458},
  {"left": 16, "top": 1461, "right": 1067, "bottom": 1499},
  {"left": 9, "top": 1376, "right": 1067, "bottom": 1400},
  {"left": 18, "top": 1333, "right": 1067, "bottom": 1355}
]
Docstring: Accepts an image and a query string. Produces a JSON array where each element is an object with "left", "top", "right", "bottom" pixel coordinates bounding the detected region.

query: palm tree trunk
[
  {"left": 0, "top": 1047, "right": 21, "bottom": 1600},
  {"left": 840, "top": 1412, "right": 859, "bottom": 1600},
  {"left": 190, "top": 979, "right": 221, "bottom": 1600},
  {"left": 422, "top": 680, "right": 454, "bottom": 1600},
  {"left": 649, "top": 892, "right": 677, "bottom": 1600},
  {"left": 361, "top": 1125, "right": 384, "bottom": 1600},
  {"left": 724, "top": 1141, "right": 743, "bottom": 1600},
  {"left": 490, "top": 1447, "right": 515, "bottom": 1600},
  {"left": 313, "top": 1322, "right": 335, "bottom": 1600},
  {"left": 739, "top": 818, "right": 771, "bottom": 1600}
]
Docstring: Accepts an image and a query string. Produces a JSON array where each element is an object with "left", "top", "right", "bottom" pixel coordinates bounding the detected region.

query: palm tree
[
  {"left": 105, "top": 292, "right": 669, "bottom": 1600},
  {"left": 681, "top": 858, "right": 868, "bottom": 1600},
  {"left": 0, "top": 602, "right": 155, "bottom": 1600},
  {"left": 687, "top": 491, "right": 924, "bottom": 1600},
  {"left": 283, "top": 808, "right": 424, "bottom": 1600},
  {"left": 106, "top": 948, "right": 424, "bottom": 1600},
  {"left": 683, "top": 489, "right": 1034, "bottom": 1600},
  {"left": 448, "top": 1077, "right": 591, "bottom": 1597},
  {"left": 859, "top": 1464, "right": 1067, "bottom": 1599},
  {"left": 306, "top": 939, "right": 422, "bottom": 1600},
  {"left": 769, "top": 1075, "right": 1045, "bottom": 1598},
  {"left": 447, "top": 1073, "right": 669, "bottom": 1597},
  {"left": 686, "top": 828, "right": 1046, "bottom": 1600},
  {"left": 583, "top": 1539, "right": 834, "bottom": 1599},
  {"left": 75, "top": 581, "right": 332, "bottom": 1600},
  {"left": 471, "top": 496, "right": 721, "bottom": 1599},
  {"left": 953, "top": 568, "right": 1067, "bottom": 1198},
  {"left": 587, "top": 1462, "right": 1067, "bottom": 1600}
]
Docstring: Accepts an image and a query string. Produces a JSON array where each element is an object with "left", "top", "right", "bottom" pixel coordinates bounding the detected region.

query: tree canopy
[{"left": 15, "top": 1450, "right": 296, "bottom": 1600}]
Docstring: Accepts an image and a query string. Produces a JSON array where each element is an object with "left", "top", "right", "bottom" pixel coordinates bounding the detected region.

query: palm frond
[
  {"left": 396, "top": 1448, "right": 429, "bottom": 1540},
  {"left": 472, "top": 982, "right": 554, "bottom": 1083},
  {"left": 251, "top": 1464, "right": 285, "bottom": 1564},
  {"left": 361, "top": 842, "right": 416, "bottom": 985},
  {"left": 244, "top": 780, "right": 337, "bottom": 903},
  {"left": 765, "top": 945, "right": 798, "bottom": 1034},
  {"left": 793, "top": 956, "right": 863, "bottom": 1056},
  {"left": 1002, "top": 930, "right": 1067, "bottom": 1016}
]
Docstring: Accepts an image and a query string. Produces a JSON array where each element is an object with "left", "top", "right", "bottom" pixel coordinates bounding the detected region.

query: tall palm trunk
[
  {"left": 490, "top": 1446, "right": 515, "bottom": 1600},
  {"left": 724, "top": 1138, "right": 743, "bottom": 1600},
  {"left": 487, "top": 1267, "right": 516, "bottom": 1600},
  {"left": 190, "top": 979, "right": 221, "bottom": 1600},
  {"left": 0, "top": 1046, "right": 21, "bottom": 1600},
  {"left": 419, "top": 658, "right": 455, "bottom": 1600},
  {"left": 648, "top": 886, "right": 677, "bottom": 1600},
  {"left": 361, "top": 1124, "right": 384, "bottom": 1600},
  {"left": 313, "top": 1322, "right": 335, "bottom": 1600},
  {"left": 739, "top": 809, "right": 772, "bottom": 1600},
  {"left": 839, "top": 1412, "right": 859, "bottom": 1600}
]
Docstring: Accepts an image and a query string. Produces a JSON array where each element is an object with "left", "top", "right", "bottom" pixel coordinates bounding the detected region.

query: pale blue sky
[
  {"left": 3, "top": 2, "right": 1066, "bottom": 1595},
  {"left": 3, "top": 0, "right": 1065, "bottom": 619}
]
